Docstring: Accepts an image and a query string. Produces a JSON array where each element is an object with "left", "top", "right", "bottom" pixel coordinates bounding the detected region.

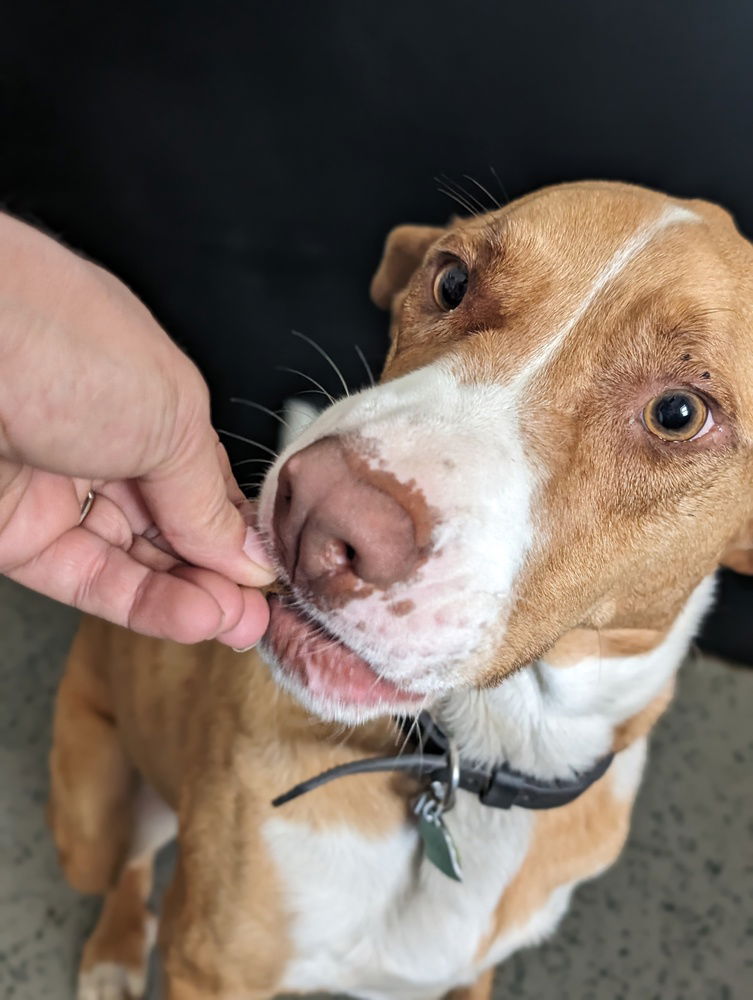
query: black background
[{"left": 1, "top": 1, "right": 751, "bottom": 659}]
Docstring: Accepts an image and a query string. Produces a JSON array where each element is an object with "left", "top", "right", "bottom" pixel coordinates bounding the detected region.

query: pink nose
[{"left": 273, "top": 437, "right": 421, "bottom": 602}]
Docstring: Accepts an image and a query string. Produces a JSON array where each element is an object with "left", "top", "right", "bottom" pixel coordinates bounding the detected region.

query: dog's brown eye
[
  {"left": 643, "top": 391, "right": 708, "bottom": 441},
  {"left": 433, "top": 261, "right": 468, "bottom": 311}
]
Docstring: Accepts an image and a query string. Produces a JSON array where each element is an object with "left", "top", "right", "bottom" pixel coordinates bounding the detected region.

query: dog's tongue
[{"left": 266, "top": 598, "right": 423, "bottom": 707}]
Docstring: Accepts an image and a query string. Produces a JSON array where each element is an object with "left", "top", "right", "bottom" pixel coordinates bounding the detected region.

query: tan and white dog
[{"left": 50, "top": 181, "right": 753, "bottom": 1000}]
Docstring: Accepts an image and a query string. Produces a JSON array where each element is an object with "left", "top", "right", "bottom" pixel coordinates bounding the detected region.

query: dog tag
[{"left": 415, "top": 789, "right": 463, "bottom": 882}]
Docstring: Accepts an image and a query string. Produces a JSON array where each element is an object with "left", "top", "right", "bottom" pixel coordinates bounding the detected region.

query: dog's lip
[{"left": 263, "top": 596, "right": 425, "bottom": 709}]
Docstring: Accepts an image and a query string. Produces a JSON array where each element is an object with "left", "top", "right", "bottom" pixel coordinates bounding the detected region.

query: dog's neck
[{"left": 435, "top": 576, "right": 715, "bottom": 781}]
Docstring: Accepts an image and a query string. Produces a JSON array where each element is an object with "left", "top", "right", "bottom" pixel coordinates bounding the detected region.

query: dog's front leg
[
  {"left": 159, "top": 778, "right": 289, "bottom": 1000},
  {"left": 160, "top": 863, "right": 283, "bottom": 1000},
  {"left": 162, "top": 972, "right": 272, "bottom": 1000}
]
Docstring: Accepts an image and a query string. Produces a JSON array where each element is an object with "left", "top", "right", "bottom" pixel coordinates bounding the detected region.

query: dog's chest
[{"left": 262, "top": 797, "right": 534, "bottom": 1000}]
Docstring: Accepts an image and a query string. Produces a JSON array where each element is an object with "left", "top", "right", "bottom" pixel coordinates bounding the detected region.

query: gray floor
[{"left": 0, "top": 575, "right": 751, "bottom": 1000}]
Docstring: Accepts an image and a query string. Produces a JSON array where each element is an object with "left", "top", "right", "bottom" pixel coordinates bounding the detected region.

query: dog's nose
[{"left": 273, "top": 437, "right": 421, "bottom": 600}]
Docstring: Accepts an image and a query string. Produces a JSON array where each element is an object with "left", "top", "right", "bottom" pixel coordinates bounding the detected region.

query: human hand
[{"left": 0, "top": 214, "right": 275, "bottom": 646}]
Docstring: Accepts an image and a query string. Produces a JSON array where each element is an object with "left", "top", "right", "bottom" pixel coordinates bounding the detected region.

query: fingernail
[
  {"left": 232, "top": 644, "right": 258, "bottom": 653},
  {"left": 243, "top": 526, "right": 275, "bottom": 572}
]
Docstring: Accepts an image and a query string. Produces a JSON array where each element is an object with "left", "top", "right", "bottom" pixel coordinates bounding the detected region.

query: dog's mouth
[{"left": 262, "top": 595, "right": 425, "bottom": 713}]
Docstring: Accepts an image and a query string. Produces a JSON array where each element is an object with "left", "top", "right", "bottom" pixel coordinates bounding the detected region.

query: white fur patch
[
  {"left": 265, "top": 796, "right": 533, "bottom": 999},
  {"left": 77, "top": 936, "right": 154, "bottom": 1000}
]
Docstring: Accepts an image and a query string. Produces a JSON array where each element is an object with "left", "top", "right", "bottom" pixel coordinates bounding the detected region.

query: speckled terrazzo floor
[{"left": 1, "top": 575, "right": 751, "bottom": 1000}]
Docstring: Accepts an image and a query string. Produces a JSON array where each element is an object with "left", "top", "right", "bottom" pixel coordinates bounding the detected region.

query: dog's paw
[
  {"left": 77, "top": 960, "right": 148, "bottom": 999},
  {"left": 77, "top": 911, "right": 156, "bottom": 999}
]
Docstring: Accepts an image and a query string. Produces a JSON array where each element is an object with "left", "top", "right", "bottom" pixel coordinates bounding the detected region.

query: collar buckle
[{"left": 479, "top": 753, "right": 615, "bottom": 810}]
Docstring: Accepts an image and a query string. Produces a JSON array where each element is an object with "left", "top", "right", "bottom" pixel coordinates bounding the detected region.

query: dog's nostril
[
  {"left": 276, "top": 467, "right": 294, "bottom": 510},
  {"left": 328, "top": 539, "right": 355, "bottom": 572}
]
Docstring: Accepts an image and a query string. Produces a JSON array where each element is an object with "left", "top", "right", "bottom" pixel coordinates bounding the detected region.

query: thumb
[{"left": 140, "top": 419, "right": 276, "bottom": 589}]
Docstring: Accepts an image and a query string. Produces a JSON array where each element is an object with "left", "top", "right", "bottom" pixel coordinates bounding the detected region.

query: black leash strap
[{"left": 271, "top": 753, "right": 446, "bottom": 807}]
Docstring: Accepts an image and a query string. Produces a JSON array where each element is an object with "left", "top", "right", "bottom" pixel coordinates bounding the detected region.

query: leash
[{"left": 271, "top": 712, "right": 613, "bottom": 882}]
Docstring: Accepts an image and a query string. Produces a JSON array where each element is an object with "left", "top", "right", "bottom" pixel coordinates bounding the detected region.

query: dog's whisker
[
  {"left": 277, "top": 366, "right": 337, "bottom": 405},
  {"left": 310, "top": 637, "right": 342, "bottom": 661},
  {"left": 330, "top": 721, "right": 359, "bottom": 753},
  {"left": 463, "top": 173, "right": 502, "bottom": 211},
  {"left": 217, "top": 429, "right": 279, "bottom": 457},
  {"left": 453, "top": 178, "right": 489, "bottom": 215},
  {"left": 354, "top": 344, "right": 376, "bottom": 388},
  {"left": 294, "top": 388, "right": 336, "bottom": 403},
  {"left": 435, "top": 182, "right": 478, "bottom": 218},
  {"left": 439, "top": 173, "right": 488, "bottom": 215},
  {"left": 230, "top": 398, "right": 291, "bottom": 429},
  {"left": 435, "top": 176, "right": 478, "bottom": 216},
  {"left": 488, "top": 164, "right": 511, "bottom": 206},
  {"left": 324, "top": 721, "right": 345, "bottom": 743},
  {"left": 417, "top": 697, "right": 430, "bottom": 756},
  {"left": 396, "top": 709, "right": 423, "bottom": 759},
  {"left": 233, "top": 457, "right": 275, "bottom": 468},
  {"left": 291, "top": 329, "right": 350, "bottom": 398},
  {"left": 437, "top": 172, "right": 480, "bottom": 213}
]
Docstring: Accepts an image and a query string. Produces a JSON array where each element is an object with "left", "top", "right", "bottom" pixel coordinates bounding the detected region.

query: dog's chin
[{"left": 260, "top": 596, "right": 428, "bottom": 724}]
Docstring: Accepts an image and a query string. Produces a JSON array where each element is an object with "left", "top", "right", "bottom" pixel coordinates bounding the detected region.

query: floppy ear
[
  {"left": 720, "top": 519, "right": 753, "bottom": 574},
  {"left": 370, "top": 224, "right": 445, "bottom": 310}
]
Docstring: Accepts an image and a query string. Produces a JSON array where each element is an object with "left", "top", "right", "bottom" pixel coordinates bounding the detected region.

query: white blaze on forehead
[{"left": 511, "top": 203, "right": 701, "bottom": 388}]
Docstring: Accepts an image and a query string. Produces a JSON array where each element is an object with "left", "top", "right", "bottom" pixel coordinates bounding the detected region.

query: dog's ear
[
  {"left": 370, "top": 224, "right": 445, "bottom": 310},
  {"left": 720, "top": 519, "right": 753, "bottom": 574}
]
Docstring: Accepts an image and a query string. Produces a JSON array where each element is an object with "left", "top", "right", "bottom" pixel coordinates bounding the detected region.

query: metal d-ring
[{"left": 441, "top": 733, "right": 461, "bottom": 813}]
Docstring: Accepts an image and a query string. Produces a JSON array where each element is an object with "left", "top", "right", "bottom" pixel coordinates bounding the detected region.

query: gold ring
[{"left": 78, "top": 489, "right": 96, "bottom": 526}]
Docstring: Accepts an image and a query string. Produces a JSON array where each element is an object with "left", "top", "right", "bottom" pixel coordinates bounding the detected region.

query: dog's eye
[
  {"left": 643, "top": 391, "right": 709, "bottom": 441},
  {"left": 433, "top": 261, "right": 468, "bottom": 311}
]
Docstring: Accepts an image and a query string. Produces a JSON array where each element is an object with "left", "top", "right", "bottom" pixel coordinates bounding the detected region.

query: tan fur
[
  {"left": 50, "top": 180, "right": 753, "bottom": 997},
  {"left": 720, "top": 515, "right": 753, "bottom": 573},
  {"left": 545, "top": 626, "right": 668, "bottom": 667},
  {"left": 477, "top": 766, "right": 633, "bottom": 961},
  {"left": 79, "top": 859, "right": 153, "bottom": 976}
]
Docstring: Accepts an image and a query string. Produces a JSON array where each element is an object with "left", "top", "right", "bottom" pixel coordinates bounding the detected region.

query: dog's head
[{"left": 258, "top": 181, "right": 753, "bottom": 723}]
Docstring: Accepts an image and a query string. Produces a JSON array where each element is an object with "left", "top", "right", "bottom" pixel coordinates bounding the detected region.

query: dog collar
[{"left": 271, "top": 711, "right": 613, "bottom": 811}]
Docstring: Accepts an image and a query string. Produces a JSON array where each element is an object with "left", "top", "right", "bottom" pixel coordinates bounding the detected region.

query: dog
[{"left": 49, "top": 180, "right": 753, "bottom": 1000}]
